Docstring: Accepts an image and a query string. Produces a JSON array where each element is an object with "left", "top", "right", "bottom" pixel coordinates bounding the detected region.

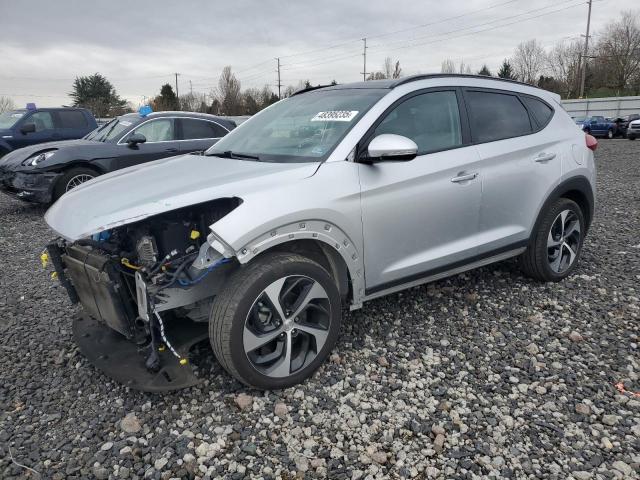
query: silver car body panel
[{"left": 45, "top": 75, "right": 595, "bottom": 310}]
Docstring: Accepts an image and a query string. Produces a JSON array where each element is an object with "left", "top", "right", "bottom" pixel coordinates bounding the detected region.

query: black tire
[
  {"left": 53, "top": 167, "right": 98, "bottom": 201},
  {"left": 629, "top": 136, "right": 636, "bottom": 141},
  {"left": 519, "top": 198, "right": 585, "bottom": 282},
  {"left": 209, "top": 252, "right": 341, "bottom": 389}
]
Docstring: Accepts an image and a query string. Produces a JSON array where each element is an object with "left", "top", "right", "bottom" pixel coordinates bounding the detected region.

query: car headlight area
[{"left": 25, "top": 150, "right": 57, "bottom": 166}]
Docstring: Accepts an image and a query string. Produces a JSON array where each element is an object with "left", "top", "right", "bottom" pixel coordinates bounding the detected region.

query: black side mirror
[
  {"left": 127, "top": 133, "right": 147, "bottom": 147},
  {"left": 20, "top": 123, "right": 36, "bottom": 135}
]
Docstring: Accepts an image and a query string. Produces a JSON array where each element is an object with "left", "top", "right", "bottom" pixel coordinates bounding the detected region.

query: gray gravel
[{"left": 1, "top": 140, "right": 639, "bottom": 479}]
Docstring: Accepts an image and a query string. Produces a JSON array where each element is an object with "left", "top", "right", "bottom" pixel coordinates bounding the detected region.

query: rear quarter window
[
  {"left": 464, "top": 90, "right": 532, "bottom": 143},
  {"left": 521, "top": 96, "right": 554, "bottom": 129}
]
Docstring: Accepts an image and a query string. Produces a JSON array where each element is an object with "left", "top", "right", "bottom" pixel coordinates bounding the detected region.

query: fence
[{"left": 561, "top": 96, "right": 640, "bottom": 119}]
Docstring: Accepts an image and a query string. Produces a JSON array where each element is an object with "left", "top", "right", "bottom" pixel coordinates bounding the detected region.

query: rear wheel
[
  {"left": 209, "top": 252, "right": 341, "bottom": 389},
  {"left": 53, "top": 167, "right": 98, "bottom": 201},
  {"left": 519, "top": 198, "right": 585, "bottom": 282},
  {"left": 607, "top": 128, "right": 614, "bottom": 139}
]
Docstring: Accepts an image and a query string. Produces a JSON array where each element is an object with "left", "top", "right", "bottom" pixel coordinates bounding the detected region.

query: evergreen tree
[
  {"left": 69, "top": 73, "right": 127, "bottom": 117},
  {"left": 478, "top": 65, "right": 492, "bottom": 76},
  {"left": 152, "top": 84, "right": 178, "bottom": 111},
  {"left": 497, "top": 59, "right": 516, "bottom": 80}
]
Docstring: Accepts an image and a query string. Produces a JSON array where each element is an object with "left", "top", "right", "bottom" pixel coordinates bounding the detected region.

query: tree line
[
  {"left": 442, "top": 10, "right": 640, "bottom": 98},
  {"left": 15, "top": 9, "right": 634, "bottom": 118}
]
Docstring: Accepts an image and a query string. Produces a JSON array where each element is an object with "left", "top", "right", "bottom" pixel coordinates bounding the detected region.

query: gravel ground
[{"left": 1, "top": 140, "right": 639, "bottom": 480}]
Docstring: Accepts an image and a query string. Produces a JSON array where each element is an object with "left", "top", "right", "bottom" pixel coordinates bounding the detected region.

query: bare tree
[
  {"left": 214, "top": 66, "right": 242, "bottom": 115},
  {"left": 595, "top": 11, "right": 640, "bottom": 91},
  {"left": 512, "top": 39, "right": 547, "bottom": 84},
  {"left": 0, "top": 96, "right": 14, "bottom": 113},
  {"left": 441, "top": 59, "right": 456, "bottom": 73},
  {"left": 179, "top": 92, "right": 207, "bottom": 112},
  {"left": 367, "top": 57, "right": 402, "bottom": 80},
  {"left": 547, "top": 40, "right": 583, "bottom": 98},
  {"left": 458, "top": 61, "right": 472, "bottom": 74}
]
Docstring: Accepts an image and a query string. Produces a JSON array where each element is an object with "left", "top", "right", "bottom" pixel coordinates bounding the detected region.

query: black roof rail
[{"left": 390, "top": 73, "right": 543, "bottom": 90}]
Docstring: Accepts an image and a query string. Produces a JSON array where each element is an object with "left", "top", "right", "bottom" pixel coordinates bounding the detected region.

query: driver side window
[
  {"left": 26, "top": 112, "right": 54, "bottom": 132},
  {"left": 374, "top": 91, "right": 462, "bottom": 154},
  {"left": 131, "top": 119, "right": 175, "bottom": 143}
]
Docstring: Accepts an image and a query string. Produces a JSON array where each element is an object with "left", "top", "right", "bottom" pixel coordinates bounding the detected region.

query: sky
[{"left": 0, "top": 0, "right": 636, "bottom": 108}]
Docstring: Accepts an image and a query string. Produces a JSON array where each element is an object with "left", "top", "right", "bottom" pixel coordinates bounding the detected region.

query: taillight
[{"left": 585, "top": 134, "right": 598, "bottom": 151}]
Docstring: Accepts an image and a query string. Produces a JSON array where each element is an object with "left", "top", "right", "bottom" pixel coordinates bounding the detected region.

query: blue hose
[{"left": 177, "top": 257, "right": 230, "bottom": 287}]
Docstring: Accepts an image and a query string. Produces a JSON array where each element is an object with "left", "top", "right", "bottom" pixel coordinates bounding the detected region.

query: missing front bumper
[{"left": 73, "top": 313, "right": 209, "bottom": 392}]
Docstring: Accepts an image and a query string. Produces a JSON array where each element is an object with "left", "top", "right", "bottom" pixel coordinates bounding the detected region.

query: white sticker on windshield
[
  {"left": 119, "top": 121, "right": 132, "bottom": 127},
  {"left": 311, "top": 111, "right": 359, "bottom": 122}
]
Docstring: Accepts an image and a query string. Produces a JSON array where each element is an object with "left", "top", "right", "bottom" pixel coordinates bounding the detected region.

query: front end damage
[{"left": 47, "top": 198, "right": 241, "bottom": 392}]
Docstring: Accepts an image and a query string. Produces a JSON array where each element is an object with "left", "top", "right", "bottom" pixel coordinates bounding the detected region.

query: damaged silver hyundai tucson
[{"left": 45, "top": 74, "right": 597, "bottom": 391}]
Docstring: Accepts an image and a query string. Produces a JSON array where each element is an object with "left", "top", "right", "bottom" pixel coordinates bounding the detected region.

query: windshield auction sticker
[{"left": 311, "top": 111, "right": 359, "bottom": 122}]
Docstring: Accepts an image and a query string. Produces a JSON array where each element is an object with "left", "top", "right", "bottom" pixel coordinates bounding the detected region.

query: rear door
[
  {"left": 177, "top": 117, "right": 229, "bottom": 153},
  {"left": 11, "top": 111, "right": 58, "bottom": 148},
  {"left": 55, "top": 109, "right": 91, "bottom": 140},
  {"left": 359, "top": 88, "right": 483, "bottom": 291},
  {"left": 464, "top": 88, "right": 562, "bottom": 254},
  {"left": 116, "top": 118, "right": 179, "bottom": 169}
]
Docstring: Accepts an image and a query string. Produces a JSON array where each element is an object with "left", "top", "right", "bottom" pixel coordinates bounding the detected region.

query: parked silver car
[{"left": 45, "top": 74, "right": 597, "bottom": 390}]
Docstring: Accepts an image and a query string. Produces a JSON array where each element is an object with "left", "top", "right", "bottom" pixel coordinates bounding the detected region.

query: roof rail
[{"left": 390, "top": 73, "right": 542, "bottom": 90}]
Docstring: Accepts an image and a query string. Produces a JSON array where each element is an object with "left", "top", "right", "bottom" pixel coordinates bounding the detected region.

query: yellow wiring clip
[
  {"left": 50, "top": 271, "right": 58, "bottom": 280},
  {"left": 190, "top": 230, "right": 200, "bottom": 240},
  {"left": 179, "top": 358, "right": 188, "bottom": 366},
  {"left": 40, "top": 251, "right": 49, "bottom": 269},
  {"left": 158, "top": 345, "right": 166, "bottom": 352},
  {"left": 121, "top": 258, "right": 141, "bottom": 270}
]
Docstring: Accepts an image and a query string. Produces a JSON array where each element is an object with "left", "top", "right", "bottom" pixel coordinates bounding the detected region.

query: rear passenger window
[
  {"left": 58, "top": 110, "right": 88, "bottom": 128},
  {"left": 374, "top": 90, "right": 462, "bottom": 154},
  {"left": 181, "top": 119, "right": 227, "bottom": 140},
  {"left": 465, "top": 91, "right": 531, "bottom": 143},
  {"left": 521, "top": 96, "right": 553, "bottom": 129}
]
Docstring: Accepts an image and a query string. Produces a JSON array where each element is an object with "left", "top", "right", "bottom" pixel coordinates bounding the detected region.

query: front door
[
  {"left": 117, "top": 118, "right": 179, "bottom": 169},
  {"left": 11, "top": 111, "right": 58, "bottom": 149},
  {"left": 358, "top": 89, "right": 482, "bottom": 292}
]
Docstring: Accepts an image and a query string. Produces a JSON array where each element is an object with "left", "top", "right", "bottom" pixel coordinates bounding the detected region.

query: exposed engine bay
[{"left": 47, "top": 198, "right": 242, "bottom": 388}]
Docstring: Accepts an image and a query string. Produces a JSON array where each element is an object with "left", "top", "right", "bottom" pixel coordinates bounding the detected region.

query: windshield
[
  {"left": 85, "top": 117, "right": 135, "bottom": 142},
  {"left": 574, "top": 117, "right": 586, "bottom": 123},
  {"left": 0, "top": 110, "right": 27, "bottom": 129},
  {"left": 206, "top": 88, "right": 387, "bottom": 163}
]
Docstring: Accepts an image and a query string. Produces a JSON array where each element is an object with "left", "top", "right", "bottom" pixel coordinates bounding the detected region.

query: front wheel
[
  {"left": 629, "top": 135, "right": 636, "bottom": 141},
  {"left": 209, "top": 252, "right": 341, "bottom": 389},
  {"left": 53, "top": 167, "right": 98, "bottom": 201},
  {"left": 607, "top": 129, "right": 614, "bottom": 139},
  {"left": 519, "top": 198, "right": 585, "bottom": 282}
]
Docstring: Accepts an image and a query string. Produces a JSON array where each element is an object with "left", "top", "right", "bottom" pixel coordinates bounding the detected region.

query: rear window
[
  {"left": 465, "top": 90, "right": 532, "bottom": 143},
  {"left": 522, "top": 96, "right": 553, "bottom": 129},
  {"left": 181, "top": 118, "right": 227, "bottom": 139},
  {"left": 58, "top": 110, "right": 88, "bottom": 128}
]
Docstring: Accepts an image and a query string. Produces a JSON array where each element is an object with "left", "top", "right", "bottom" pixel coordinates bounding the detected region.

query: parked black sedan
[{"left": 0, "top": 111, "right": 235, "bottom": 203}]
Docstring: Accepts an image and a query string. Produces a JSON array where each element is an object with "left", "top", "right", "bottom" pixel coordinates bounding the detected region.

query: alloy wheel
[
  {"left": 547, "top": 209, "right": 581, "bottom": 273},
  {"left": 65, "top": 174, "right": 94, "bottom": 192},
  {"left": 243, "top": 275, "right": 331, "bottom": 378}
]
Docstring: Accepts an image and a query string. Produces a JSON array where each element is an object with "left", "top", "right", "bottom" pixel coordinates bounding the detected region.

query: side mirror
[
  {"left": 365, "top": 134, "right": 418, "bottom": 162},
  {"left": 127, "top": 133, "right": 147, "bottom": 147},
  {"left": 20, "top": 123, "right": 36, "bottom": 135}
]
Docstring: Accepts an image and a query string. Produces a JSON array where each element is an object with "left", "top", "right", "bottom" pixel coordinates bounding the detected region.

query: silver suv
[{"left": 45, "top": 74, "right": 597, "bottom": 390}]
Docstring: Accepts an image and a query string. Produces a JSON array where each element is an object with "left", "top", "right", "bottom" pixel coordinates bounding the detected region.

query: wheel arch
[
  {"left": 215, "top": 220, "right": 365, "bottom": 308},
  {"left": 532, "top": 176, "right": 595, "bottom": 239}
]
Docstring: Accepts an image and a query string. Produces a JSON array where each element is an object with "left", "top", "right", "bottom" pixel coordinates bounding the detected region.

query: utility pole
[
  {"left": 174, "top": 72, "right": 180, "bottom": 109},
  {"left": 361, "top": 38, "right": 367, "bottom": 81},
  {"left": 189, "top": 80, "right": 193, "bottom": 95},
  {"left": 276, "top": 57, "right": 282, "bottom": 99},
  {"left": 579, "top": 0, "right": 592, "bottom": 99}
]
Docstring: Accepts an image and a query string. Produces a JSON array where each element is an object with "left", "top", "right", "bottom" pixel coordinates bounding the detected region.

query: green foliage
[
  {"left": 478, "top": 65, "right": 492, "bottom": 76},
  {"left": 69, "top": 73, "right": 127, "bottom": 117},
  {"left": 152, "top": 84, "right": 178, "bottom": 111},
  {"left": 497, "top": 60, "right": 516, "bottom": 80}
]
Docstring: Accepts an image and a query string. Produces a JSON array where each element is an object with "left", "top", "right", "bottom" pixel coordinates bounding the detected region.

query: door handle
[
  {"left": 451, "top": 172, "right": 478, "bottom": 183},
  {"left": 165, "top": 147, "right": 178, "bottom": 153},
  {"left": 534, "top": 152, "right": 556, "bottom": 163}
]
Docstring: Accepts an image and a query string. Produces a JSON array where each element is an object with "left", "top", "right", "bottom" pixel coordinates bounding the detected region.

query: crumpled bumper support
[{"left": 72, "top": 314, "right": 209, "bottom": 392}]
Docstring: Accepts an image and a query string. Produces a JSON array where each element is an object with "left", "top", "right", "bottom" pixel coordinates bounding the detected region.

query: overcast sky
[{"left": 0, "top": 0, "right": 636, "bottom": 108}]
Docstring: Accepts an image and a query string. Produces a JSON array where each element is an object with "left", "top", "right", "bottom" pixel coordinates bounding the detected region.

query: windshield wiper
[{"left": 207, "top": 150, "right": 261, "bottom": 161}]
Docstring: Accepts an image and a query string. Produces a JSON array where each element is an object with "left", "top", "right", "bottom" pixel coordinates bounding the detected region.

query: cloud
[{"left": 0, "top": 0, "right": 636, "bottom": 107}]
